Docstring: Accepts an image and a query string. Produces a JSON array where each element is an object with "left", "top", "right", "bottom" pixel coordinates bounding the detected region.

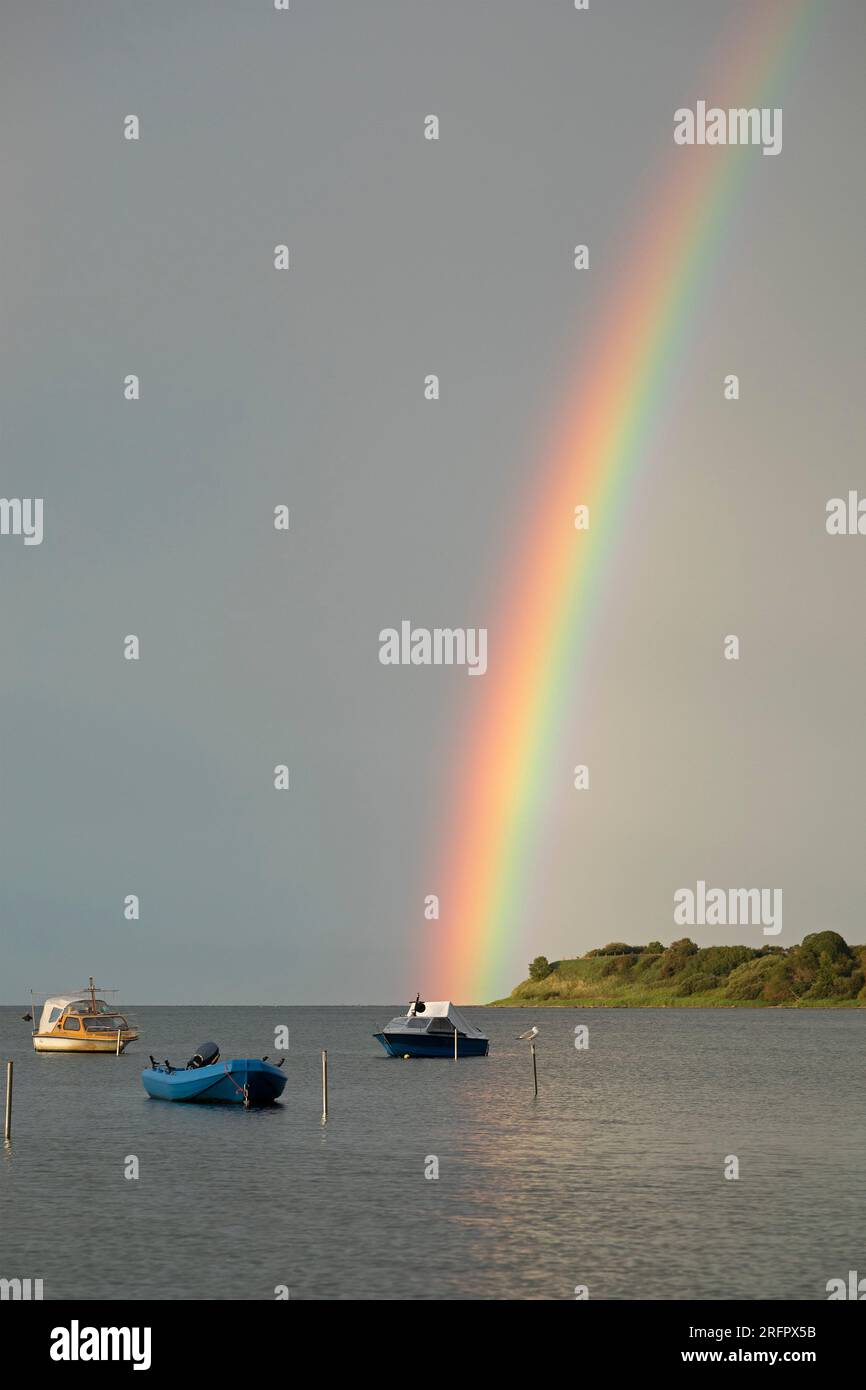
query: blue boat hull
[
  {"left": 141, "top": 1058, "right": 287, "bottom": 1104},
  {"left": 374, "top": 1032, "right": 489, "bottom": 1058}
]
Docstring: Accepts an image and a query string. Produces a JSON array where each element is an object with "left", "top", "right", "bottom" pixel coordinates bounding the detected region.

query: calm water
[{"left": 1, "top": 1006, "right": 863, "bottom": 1301}]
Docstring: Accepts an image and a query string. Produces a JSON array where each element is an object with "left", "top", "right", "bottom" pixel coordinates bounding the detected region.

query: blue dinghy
[{"left": 141, "top": 1041, "right": 287, "bottom": 1106}]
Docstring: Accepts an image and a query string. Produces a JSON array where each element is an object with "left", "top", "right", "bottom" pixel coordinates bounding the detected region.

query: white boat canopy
[
  {"left": 36, "top": 994, "right": 115, "bottom": 1034},
  {"left": 399, "top": 999, "right": 487, "bottom": 1037}
]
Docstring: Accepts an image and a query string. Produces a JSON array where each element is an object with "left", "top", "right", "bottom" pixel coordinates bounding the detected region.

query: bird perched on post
[{"left": 517, "top": 1025, "right": 539, "bottom": 1042}]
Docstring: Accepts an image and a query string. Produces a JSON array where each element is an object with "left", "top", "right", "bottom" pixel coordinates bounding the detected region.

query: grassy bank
[{"left": 490, "top": 932, "right": 866, "bottom": 1007}]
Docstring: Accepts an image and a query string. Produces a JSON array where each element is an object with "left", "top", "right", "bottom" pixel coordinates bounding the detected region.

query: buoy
[{"left": 403, "top": 1054, "right": 411, "bottom": 1060}]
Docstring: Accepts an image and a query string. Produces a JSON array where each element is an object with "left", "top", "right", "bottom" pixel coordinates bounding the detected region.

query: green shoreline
[
  {"left": 489, "top": 932, "right": 866, "bottom": 1008},
  {"left": 489, "top": 997, "right": 865, "bottom": 1008}
]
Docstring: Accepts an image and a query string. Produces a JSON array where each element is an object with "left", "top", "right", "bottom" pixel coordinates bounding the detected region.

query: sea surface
[{"left": 1, "top": 1006, "right": 863, "bottom": 1301}]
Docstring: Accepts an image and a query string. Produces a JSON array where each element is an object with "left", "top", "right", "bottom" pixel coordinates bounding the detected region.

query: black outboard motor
[{"left": 186, "top": 1041, "right": 220, "bottom": 1070}]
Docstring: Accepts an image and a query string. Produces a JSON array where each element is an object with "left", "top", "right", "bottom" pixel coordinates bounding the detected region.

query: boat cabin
[
  {"left": 384, "top": 1000, "right": 481, "bottom": 1034},
  {"left": 31, "top": 980, "right": 138, "bottom": 1053}
]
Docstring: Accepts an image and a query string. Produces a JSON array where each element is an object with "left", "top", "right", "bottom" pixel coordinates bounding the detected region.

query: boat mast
[{"left": 85, "top": 978, "right": 116, "bottom": 1014}]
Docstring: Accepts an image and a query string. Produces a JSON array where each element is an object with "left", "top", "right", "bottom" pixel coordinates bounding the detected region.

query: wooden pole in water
[
  {"left": 321, "top": 1049, "right": 328, "bottom": 1123},
  {"left": 116, "top": 1028, "right": 122, "bottom": 1056},
  {"left": 4, "top": 1061, "right": 12, "bottom": 1140},
  {"left": 454, "top": 1026, "right": 458, "bottom": 1061},
  {"left": 530, "top": 1041, "right": 538, "bottom": 1097}
]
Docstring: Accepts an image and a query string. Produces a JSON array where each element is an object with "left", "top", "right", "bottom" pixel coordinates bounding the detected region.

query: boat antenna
[{"left": 78, "top": 978, "right": 117, "bottom": 1010}]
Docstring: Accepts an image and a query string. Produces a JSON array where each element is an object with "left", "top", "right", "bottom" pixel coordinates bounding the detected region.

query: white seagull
[{"left": 517, "top": 1025, "right": 539, "bottom": 1042}]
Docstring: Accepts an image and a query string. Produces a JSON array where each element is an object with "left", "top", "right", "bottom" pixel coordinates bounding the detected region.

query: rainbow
[{"left": 424, "top": 0, "right": 817, "bottom": 1002}]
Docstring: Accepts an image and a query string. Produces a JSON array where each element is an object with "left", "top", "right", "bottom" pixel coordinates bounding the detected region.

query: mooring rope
[{"left": 222, "top": 1063, "right": 251, "bottom": 1106}]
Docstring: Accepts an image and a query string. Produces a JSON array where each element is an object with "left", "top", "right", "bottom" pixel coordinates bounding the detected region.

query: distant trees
[
  {"left": 658, "top": 938, "right": 699, "bottom": 978},
  {"left": 724, "top": 954, "right": 779, "bottom": 1000},
  {"left": 514, "top": 930, "right": 866, "bottom": 1005},
  {"left": 722, "top": 931, "right": 864, "bottom": 1002},
  {"left": 798, "top": 931, "right": 852, "bottom": 968},
  {"left": 589, "top": 942, "right": 643, "bottom": 956},
  {"left": 640, "top": 935, "right": 866, "bottom": 1001},
  {"left": 529, "top": 955, "right": 553, "bottom": 981},
  {"left": 669, "top": 937, "right": 699, "bottom": 955},
  {"left": 674, "top": 945, "right": 756, "bottom": 997}
]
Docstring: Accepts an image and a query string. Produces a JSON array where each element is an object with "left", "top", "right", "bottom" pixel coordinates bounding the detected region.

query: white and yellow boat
[{"left": 30, "top": 978, "right": 138, "bottom": 1053}]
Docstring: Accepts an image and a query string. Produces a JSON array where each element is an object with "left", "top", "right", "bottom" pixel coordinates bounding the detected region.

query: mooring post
[
  {"left": 321, "top": 1049, "right": 328, "bottom": 1123},
  {"left": 454, "top": 1026, "right": 458, "bottom": 1061},
  {"left": 530, "top": 1041, "right": 538, "bottom": 1097},
  {"left": 4, "top": 1060, "right": 12, "bottom": 1140},
  {"left": 116, "top": 1028, "right": 122, "bottom": 1057}
]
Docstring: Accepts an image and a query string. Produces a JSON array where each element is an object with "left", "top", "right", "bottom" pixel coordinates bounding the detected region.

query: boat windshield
[{"left": 82, "top": 1015, "right": 126, "bottom": 1031}]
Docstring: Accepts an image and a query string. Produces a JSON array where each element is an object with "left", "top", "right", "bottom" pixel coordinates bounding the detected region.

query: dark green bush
[
  {"left": 678, "top": 972, "right": 720, "bottom": 996},
  {"left": 724, "top": 955, "right": 781, "bottom": 1001},
  {"left": 601, "top": 954, "right": 637, "bottom": 977},
  {"left": 658, "top": 938, "right": 699, "bottom": 977},
  {"left": 798, "top": 932, "right": 852, "bottom": 966},
  {"left": 528, "top": 955, "right": 553, "bottom": 981},
  {"left": 686, "top": 946, "right": 757, "bottom": 979},
  {"left": 761, "top": 962, "right": 797, "bottom": 1003}
]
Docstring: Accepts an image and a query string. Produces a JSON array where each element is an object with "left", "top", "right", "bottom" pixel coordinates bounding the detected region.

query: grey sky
[{"left": 1, "top": 1, "right": 863, "bottom": 1003}]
